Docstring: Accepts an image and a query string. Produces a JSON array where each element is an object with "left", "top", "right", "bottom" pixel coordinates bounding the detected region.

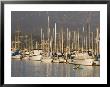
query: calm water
[{"left": 11, "top": 59, "right": 100, "bottom": 77}]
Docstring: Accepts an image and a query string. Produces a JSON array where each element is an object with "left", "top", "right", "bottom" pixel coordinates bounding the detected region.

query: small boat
[
  {"left": 29, "top": 49, "right": 42, "bottom": 61},
  {"left": 12, "top": 54, "right": 22, "bottom": 59},
  {"left": 11, "top": 50, "right": 22, "bottom": 59},
  {"left": 73, "top": 52, "right": 95, "bottom": 66},
  {"left": 30, "top": 55, "right": 42, "bottom": 61},
  {"left": 73, "top": 58, "right": 94, "bottom": 66}
]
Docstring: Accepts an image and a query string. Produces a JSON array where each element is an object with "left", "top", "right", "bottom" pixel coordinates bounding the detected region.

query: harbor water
[{"left": 11, "top": 59, "right": 100, "bottom": 77}]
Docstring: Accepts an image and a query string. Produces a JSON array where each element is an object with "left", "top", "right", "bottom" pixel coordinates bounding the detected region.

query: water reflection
[{"left": 11, "top": 60, "right": 100, "bottom": 77}]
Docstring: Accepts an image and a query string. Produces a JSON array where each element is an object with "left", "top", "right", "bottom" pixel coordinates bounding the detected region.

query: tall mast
[
  {"left": 77, "top": 29, "right": 79, "bottom": 52},
  {"left": 67, "top": 28, "right": 68, "bottom": 49},
  {"left": 59, "top": 33, "right": 61, "bottom": 52},
  {"left": 91, "top": 32, "right": 94, "bottom": 53},
  {"left": 48, "top": 16, "right": 50, "bottom": 54},
  {"left": 74, "top": 31, "right": 76, "bottom": 50},
  {"left": 55, "top": 23, "right": 56, "bottom": 52},
  {"left": 52, "top": 28, "right": 54, "bottom": 52},
  {"left": 53, "top": 28, "right": 54, "bottom": 41},
  {"left": 61, "top": 29, "right": 64, "bottom": 53},
  {"left": 82, "top": 28, "right": 83, "bottom": 52},
  {"left": 84, "top": 36, "right": 85, "bottom": 51},
  {"left": 43, "top": 33, "right": 44, "bottom": 52},
  {"left": 96, "top": 28, "right": 99, "bottom": 55},
  {"left": 88, "top": 24, "right": 91, "bottom": 50},
  {"left": 36, "top": 41, "right": 38, "bottom": 49},
  {"left": 82, "top": 26, "right": 84, "bottom": 52},
  {"left": 71, "top": 31, "right": 74, "bottom": 50},
  {"left": 50, "top": 36, "right": 53, "bottom": 53},
  {"left": 30, "top": 33, "right": 33, "bottom": 50},
  {"left": 86, "top": 34, "right": 88, "bottom": 52},
  {"left": 41, "top": 28, "right": 42, "bottom": 49},
  {"left": 28, "top": 33, "right": 31, "bottom": 52},
  {"left": 69, "top": 31, "right": 71, "bottom": 53},
  {"left": 25, "top": 35, "right": 28, "bottom": 49}
]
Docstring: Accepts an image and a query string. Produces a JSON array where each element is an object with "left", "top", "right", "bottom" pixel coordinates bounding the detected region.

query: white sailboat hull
[
  {"left": 30, "top": 55, "right": 42, "bottom": 61},
  {"left": 41, "top": 57, "right": 53, "bottom": 63},
  {"left": 73, "top": 58, "right": 94, "bottom": 66},
  {"left": 12, "top": 55, "right": 22, "bottom": 59}
]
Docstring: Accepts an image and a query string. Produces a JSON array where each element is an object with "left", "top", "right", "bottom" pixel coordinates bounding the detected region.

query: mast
[
  {"left": 41, "top": 28, "right": 42, "bottom": 49},
  {"left": 59, "top": 33, "right": 61, "bottom": 52},
  {"left": 91, "top": 32, "right": 94, "bottom": 54},
  {"left": 69, "top": 31, "right": 71, "bottom": 54},
  {"left": 61, "top": 29, "right": 64, "bottom": 53},
  {"left": 52, "top": 28, "right": 54, "bottom": 52},
  {"left": 25, "top": 34, "right": 28, "bottom": 49},
  {"left": 43, "top": 33, "right": 44, "bottom": 51},
  {"left": 84, "top": 36, "right": 85, "bottom": 52},
  {"left": 30, "top": 33, "right": 33, "bottom": 50},
  {"left": 77, "top": 29, "right": 79, "bottom": 52},
  {"left": 71, "top": 31, "right": 74, "bottom": 50},
  {"left": 74, "top": 31, "right": 76, "bottom": 50},
  {"left": 86, "top": 34, "right": 88, "bottom": 52},
  {"left": 96, "top": 28, "right": 99, "bottom": 55},
  {"left": 88, "top": 24, "right": 91, "bottom": 50},
  {"left": 55, "top": 23, "right": 56, "bottom": 52},
  {"left": 28, "top": 34, "right": 31, "bottom": 52},
  {"left": 82, "top": 35, "right": 84, "bottom": 53},
  {"left": 82, "top": 26, "right": 84, "bottom": 52},
  {"left": 36, "top": 41, "right": 38, "bottom": 49},
  {"left": 67, "top": 28, "right": 68, "bottom": 50},
  {"left": 48, "top": 16, "right": 50, "bottom": 55},
  {"left": 53, "top": 28, "right": 54, "bottom": 40},
  {"left": 50, "top": 36, "right": 53, "bottom": 53}
]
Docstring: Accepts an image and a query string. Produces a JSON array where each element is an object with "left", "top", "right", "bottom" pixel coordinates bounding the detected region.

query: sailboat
[
  {"left": 11, "top": 24, "right": 22, "bottom": 59},
  {"left": 52, "top": 22, "right": 60, "bottom": 63},
  {"left": 11, "top": 49, "right": 22, "bottom": 59},
  {"left": 93, "top": 28, "right": 100, "bottom": 66},
  {"left": 28, "top": 33, "right": 42, "bottom": 61},
  {"left": 67, "top": 30, "right": 75, "bottom": 64},
  {"left": 73, "top": 26, "right": 95, "bottom": 66},
  {"left": 30, "top": 49, "right": 42, "bottom": 61},
  {"left": 41, "top": 16, "right": 53, "bottom": 63}
]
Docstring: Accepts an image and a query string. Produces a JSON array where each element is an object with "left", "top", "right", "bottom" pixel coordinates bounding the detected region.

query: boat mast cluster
[{"left": 11, "top": 16, "right": 100, "bottom": 57}]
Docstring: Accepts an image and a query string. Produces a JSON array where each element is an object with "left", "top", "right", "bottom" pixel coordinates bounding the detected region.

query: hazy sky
[{"left": 11, "top": 11, "right": 100, "bottom": 40}]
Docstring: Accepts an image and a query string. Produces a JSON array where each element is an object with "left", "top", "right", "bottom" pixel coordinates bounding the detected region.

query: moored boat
[
  {"left": 29, "top": 49, "right": 42, "bottom": 61},
  {"left": 11, "top": 50, "right": 22, "bottom": 59},
  {"left": 73, "top": 52, "right": 95, "bottom": 66}
]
